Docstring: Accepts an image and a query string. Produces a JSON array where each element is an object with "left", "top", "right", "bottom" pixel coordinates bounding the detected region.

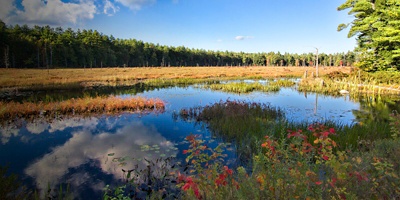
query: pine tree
[{"left": 338, "top": 0, "right": 400, "bottom": 71}]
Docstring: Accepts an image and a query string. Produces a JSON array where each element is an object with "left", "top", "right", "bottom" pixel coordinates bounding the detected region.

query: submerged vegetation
[{"left": 0, "top": 96, "right": 165, "bottom": 121}]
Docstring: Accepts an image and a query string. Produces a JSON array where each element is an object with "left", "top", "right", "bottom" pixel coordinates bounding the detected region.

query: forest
[{"left": 0, "top": 20, "right": 354, "bottom": 69}]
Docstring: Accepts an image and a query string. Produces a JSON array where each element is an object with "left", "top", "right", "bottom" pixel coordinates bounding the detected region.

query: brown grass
[
  {"left": 0, "top": 96, "right": 165, "bottom": 121},
  {"left": 0, "top": 66, "right": 352, "bottom": 89}
]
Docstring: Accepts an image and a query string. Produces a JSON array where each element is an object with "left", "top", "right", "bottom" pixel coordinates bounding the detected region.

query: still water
[{"left": 0, "top": 83, "right": 394, "bottom": 199}]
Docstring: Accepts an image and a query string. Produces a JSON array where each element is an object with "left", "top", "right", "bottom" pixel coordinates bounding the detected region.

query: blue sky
[{"left": 1, "top": 0, "right": 356, "bottom": 54}]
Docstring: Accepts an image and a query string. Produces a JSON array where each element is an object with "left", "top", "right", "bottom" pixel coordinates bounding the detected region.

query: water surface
[{"left": 0, "top": 83, "right": 397, "bottom": 199}]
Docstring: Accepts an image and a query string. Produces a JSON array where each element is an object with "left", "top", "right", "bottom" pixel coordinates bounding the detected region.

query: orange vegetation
[
  {"left": 0, "top": 66, "right": 352, "bottom": 88},
  {"left": 0, "top": 96, "right": 165, "bottom": 121}
]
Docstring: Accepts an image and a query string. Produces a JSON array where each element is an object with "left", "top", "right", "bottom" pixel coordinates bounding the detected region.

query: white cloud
[
  {"left": 4, "top": 0, "right": 97, "bottom": 26},
  {"left": 0, "top": 0, "right": 16, "bottom": 20},
  {"left": 115, "top": 0, "right": 155, "bottom": 10},
  {"left": 104, "top": 0, "right": 119, "bottom": 16},
  {"left": 235, "top": 35, "right": 254, "bottom": 40}
]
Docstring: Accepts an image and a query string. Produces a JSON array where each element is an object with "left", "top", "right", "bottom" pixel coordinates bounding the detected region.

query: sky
[{"left": 0, "top": 0, "right": 356, "bottom": 54}]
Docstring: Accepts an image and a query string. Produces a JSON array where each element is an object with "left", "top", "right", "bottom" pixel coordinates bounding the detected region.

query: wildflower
[
  {"left": 224, "top": 166, "right": 233, "bottom": 175},
  {"left": 181, "top": 176, "right": 202, "bottom": 199},
  {"left": 215, "top": 174, "right": 227, "bottom": 187},
  {"left": 329, "top": 177, "right": 337, "bottom": 188},
  {"left": 261, "top": 143, "right": 267, "bottom": 148},
  {"left": 232, "top": 179, "right": 240, "bottom": 189},
  {"left": 315, "top": 181, "right": 323, "bottom": 185},
  {"left": 257, "top": 175, "right": 264, "bottom": 185},
  {"left": 306, "top": 170, "right": 316, "bottom": 177},
  {"left": 322, "top": 155, "right": 329, "bottom": 161},
  {"left": 322, "top": 131, "right": 330, "bottom": 138},
  {"left": 177, "top": 172, "right": 186, "bottom": 183},
  {"left": 183, "top": 150, "right": 188, "bottom": 154},
  {"left": 302, "top": 143, "right": 313, "bottom": 153}
]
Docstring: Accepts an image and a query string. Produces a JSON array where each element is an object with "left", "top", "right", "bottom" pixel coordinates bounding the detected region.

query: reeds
[
  {"left": 204, "top": 82, "right": 280, "bottom": 93},
  {"left": 298, "top": 70, "right": 400, "bottom": 95},
  {"left": 0, "top": 96, "right": 165, "bottom": 121},
  {"left": 143, "top": 78, "right": 221, "bottom": 87}
]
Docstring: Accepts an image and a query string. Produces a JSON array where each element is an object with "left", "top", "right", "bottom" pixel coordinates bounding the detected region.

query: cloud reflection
[
  {"left": 0, "top": 123, "right": 19, "bottom": 144},
  {"left": 25, "top": 121, "right": 177, "bottom": 196}
]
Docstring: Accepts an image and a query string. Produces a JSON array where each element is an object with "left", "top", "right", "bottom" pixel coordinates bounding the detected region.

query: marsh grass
[
  {"left": 0, "top": 67, "right": 351, "bottom": 89},
  {"left": 143, "top": 78, "right": 221, "bottom": 87},
  {"left": 0, "top": 96, "right": 165, "bottom": 121},
  {"left": 204, "top": 82, "right": 280, "bottom": 93},
  {"left": 174, "top": 100, "right": 285, "bottom": 162},
  {"left": 175, "top": 100, "right": 393, "bottom": 159},
  {"left": 299, "top": 70, "right": 400, "bottom": 95},
  {"left": 268, "top": 79, "right": 296, "bottom": 87}
]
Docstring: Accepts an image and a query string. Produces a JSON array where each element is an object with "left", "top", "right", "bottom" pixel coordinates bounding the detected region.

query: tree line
[{"left": 0, "top": 20, "right": 355, "bottom": 69}]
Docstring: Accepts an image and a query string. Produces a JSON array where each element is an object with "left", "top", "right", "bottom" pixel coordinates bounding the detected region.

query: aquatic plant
[
  {"left": 204, "top": 82, "right": 280, "bottom": 93},
  {"left": 174, "top": 100, "right": 285, "bottom": 163},
  {"left": 268, "top": 79, "right": 296, "bottom": 87},
  {"left": 103, "top": 157, "right": 182, "bottom": 200}
]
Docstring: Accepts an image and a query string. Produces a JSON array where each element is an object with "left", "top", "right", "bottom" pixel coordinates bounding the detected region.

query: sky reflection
[{"left": 24, "top": 120, "right": 177, "bottom": 197}]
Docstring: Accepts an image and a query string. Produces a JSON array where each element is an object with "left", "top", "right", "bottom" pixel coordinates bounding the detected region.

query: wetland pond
[{"left": 0, "top": 80, "right": 399, "bottom": 199}]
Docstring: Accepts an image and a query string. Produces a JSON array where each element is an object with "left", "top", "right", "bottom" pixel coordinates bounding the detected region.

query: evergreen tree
[{"left": 338, "top": 0, "right": 400, "bottom": 71}]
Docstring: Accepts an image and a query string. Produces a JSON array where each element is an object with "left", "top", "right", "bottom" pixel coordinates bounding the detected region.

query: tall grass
[
  {"left": 0, "top": 96, "right": 165, "bottom": 121},
  {"left": 175, "top": 100, "right": 393, "bottom": 160},
  {"left": 204, "top": 82, "right": 280, "bottom": 93},
  {"left": 0, "top": 67, "right": 351, "bottom": 89},
  {"left": 299, "top": 70, "right": 400, "bottom": 95}
]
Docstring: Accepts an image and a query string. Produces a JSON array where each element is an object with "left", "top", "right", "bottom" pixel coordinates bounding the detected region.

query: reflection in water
[
  {"left": 353, "top": 95, "right": 400, "bottom": 125},
  {"left": 24, "top": 121, "right": 177, "bottom": 197},
  {"left": 26, "top": 117, "right": 99, "bottom": 134},
  {"left": 0, "top": 117, "right": 99, "bottom": 144},
  {"left": 0, "top": 123, "right": 19, "bottom": 144},
  {"left": 26, "top": 118, "right": 48, "bottom": 134},
  {"left": 2, "top": 84, "right": 400, "bottom": 198}
]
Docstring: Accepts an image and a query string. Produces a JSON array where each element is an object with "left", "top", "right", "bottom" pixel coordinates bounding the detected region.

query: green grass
[{"left": 203, "top": 82, "right": 280, "bottom": 93}]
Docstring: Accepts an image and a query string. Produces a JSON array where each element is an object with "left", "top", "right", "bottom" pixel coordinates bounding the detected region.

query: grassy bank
[
  {"left": 0, "top": 67, "right": 350, "bottom": 89},
  {"left": 299, "top": 70, "right": 400, "bottom": 95},
  {"left": 0, "top": 96, "right": 165, "bottom": 121}
]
